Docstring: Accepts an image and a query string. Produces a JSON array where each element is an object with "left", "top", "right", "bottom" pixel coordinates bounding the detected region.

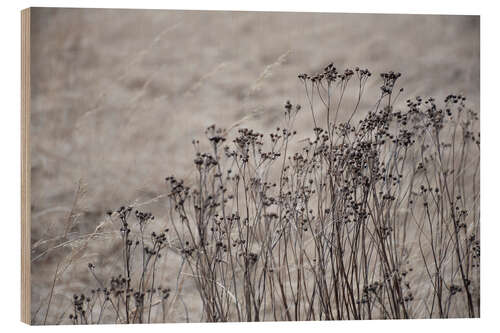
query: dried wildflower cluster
[
  {"left": 69, "top": 62, "right": 479, "bottom": 323},
  {"left": 67, "top": 206, "right": 171, "bottom": 324}
]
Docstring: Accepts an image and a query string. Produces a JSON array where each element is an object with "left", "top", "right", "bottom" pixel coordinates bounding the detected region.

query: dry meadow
[{"left": 29, "top": 8, "right": 479, "bottom": 324}]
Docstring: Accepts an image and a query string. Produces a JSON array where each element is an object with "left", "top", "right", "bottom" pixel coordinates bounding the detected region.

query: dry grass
[{"left": 28, "top": 8, "right": 479, "bottom": 324}]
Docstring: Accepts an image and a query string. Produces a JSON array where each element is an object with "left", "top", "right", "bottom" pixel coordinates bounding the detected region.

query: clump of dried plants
[{"left": 53, "top": 62, "right": 480, "bottom": 323}]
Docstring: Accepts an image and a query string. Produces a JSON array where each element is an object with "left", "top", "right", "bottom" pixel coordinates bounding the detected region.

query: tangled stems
[{"left": 68, "top": 62, "right": 479, "bottom": 323}]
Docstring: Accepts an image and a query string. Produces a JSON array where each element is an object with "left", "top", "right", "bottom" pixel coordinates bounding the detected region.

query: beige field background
[{"left": 29, "top": 8, "right": 479, "bottom": 323}]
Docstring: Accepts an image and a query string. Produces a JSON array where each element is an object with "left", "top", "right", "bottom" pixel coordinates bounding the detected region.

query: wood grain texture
[{"left": 21, "top": 7, "right": 31, "bottom": 325}]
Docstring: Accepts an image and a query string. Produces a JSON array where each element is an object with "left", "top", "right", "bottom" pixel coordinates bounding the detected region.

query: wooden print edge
[{"left": 21, "top": 7, "right": 31, "bottom": 325}]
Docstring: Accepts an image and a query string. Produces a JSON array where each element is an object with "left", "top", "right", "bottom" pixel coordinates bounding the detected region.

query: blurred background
[{"left": 29, "top": 8, "right": 479, "bottom": 323}]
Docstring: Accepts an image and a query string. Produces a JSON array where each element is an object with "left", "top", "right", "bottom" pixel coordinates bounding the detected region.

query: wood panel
[{"left": 21, "top": 7, "right": 31, "bottom": 325}]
